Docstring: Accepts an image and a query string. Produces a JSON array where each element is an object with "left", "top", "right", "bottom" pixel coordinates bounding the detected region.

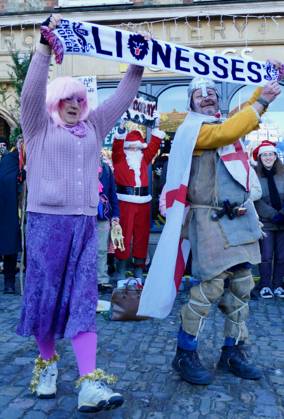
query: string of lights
[
  {"left": 0, "top": 13, "right": 282, "bottom": 30},
  {"left": 0, "top": 13, "right": 281, "bottom": 51}
]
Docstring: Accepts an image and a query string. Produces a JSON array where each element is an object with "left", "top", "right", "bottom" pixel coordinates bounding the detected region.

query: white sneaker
[
  {"left": 78, "top": 379, "right": 124, "bottom": 413},
  {"left": 260, "top": 287, "right": 274, "bottom": 299},
  {"left": 35, "top": 361, "right": 58, "bottom": 399},
  {"left": 274, "top": 287, "right": 284, "bottom": 298}
]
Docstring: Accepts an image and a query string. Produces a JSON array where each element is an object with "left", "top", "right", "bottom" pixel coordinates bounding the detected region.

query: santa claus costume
[{"left": 112, "top": 128, "right": 165, "bottom": 279}]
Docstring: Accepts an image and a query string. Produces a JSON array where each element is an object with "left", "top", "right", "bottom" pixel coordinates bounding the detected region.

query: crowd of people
[{"left": 0, "top": 13, "right": 284, "bottom": 415}]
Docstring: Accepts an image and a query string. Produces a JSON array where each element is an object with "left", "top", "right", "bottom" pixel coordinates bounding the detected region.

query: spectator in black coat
[
  {"left": 0, "top": 143, "right": 24, "bottom": 294},
  {"left": 97, "top": 159, "right": 121, "bottom": 292}
]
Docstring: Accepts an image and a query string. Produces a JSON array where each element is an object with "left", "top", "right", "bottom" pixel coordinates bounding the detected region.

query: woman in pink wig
[{"left": 17, "top": 14, "right": 144, "bottom": 413}]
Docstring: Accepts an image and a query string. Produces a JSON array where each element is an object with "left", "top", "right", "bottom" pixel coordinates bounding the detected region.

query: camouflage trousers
[{"left": 181, "top": 268, "right": 255, "bottom": 342}]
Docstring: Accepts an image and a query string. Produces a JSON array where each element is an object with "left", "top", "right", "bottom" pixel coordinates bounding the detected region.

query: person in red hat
[
  {"left": 252, "top": 140, "right": 277, "bottom": 162},
  {"left": 253, "top": 140, "right": 284, "bottom": 299},
  {"left": 112, "top": 113, "right": 165, "bottom": 280}
]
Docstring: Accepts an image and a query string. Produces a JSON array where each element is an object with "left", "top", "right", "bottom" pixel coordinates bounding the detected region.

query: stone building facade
[
  {"left": 0, "top": 1, "right": 282, "bottom": 132},
  {"left": 0, "top": 0, "right": 283, "bottom": 226}
]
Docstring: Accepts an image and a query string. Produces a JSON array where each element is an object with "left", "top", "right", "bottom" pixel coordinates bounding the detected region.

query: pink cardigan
[{"left": 21, "top": 50, "right": 143, "bottom": 216}]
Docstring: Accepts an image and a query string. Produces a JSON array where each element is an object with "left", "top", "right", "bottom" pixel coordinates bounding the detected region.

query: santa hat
[
  {"left": 252, "top": 140, "right": 277, "bottom": 161},
  {"left": 124, "top": 130, "right": 147, "bottom": 149}
]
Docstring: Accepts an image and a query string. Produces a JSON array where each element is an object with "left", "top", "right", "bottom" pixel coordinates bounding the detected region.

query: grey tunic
[{"left": 187, "top": 150, "right": 261, "bottom": 281}]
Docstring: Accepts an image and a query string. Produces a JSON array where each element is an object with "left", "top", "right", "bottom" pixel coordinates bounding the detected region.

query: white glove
[
  {"left": 119, "top": 112, "right": 129, "bottom": 129},
  {"left": 155, "top": 167, "right": 162, "bottom": 176},
  {"left": 153, "top": 110, "right": 160, "bottom": 128}
]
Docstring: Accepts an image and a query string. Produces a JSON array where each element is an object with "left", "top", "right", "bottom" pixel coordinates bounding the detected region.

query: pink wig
[{"left": 46, "top": 76, "right": 89, "bottom": 126}]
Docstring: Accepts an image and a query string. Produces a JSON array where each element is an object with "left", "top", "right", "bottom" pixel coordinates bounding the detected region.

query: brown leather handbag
[{"left": 110, "top": 279, "right": 148, "bottom": 321}]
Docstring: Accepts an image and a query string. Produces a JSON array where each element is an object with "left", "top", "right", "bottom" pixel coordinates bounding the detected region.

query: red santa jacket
[{"left": 112, "top": 128, "right": 165, "bottom": 204}]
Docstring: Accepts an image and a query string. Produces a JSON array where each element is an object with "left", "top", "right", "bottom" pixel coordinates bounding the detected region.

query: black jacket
[
  {"left": 97, "top": 162, "right": 120, "bottom": 221},
  {"left": 0, "top": 150, "right": 22, "bottom": 254}
]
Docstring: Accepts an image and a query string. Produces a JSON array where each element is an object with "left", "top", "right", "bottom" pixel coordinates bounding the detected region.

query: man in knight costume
[{"left": 138, "top": 74, "right": 281, "bottom": 384}]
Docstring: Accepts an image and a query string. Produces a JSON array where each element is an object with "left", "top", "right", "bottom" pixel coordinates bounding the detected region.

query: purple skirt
[{"left": 17, "top": 212, "right": 98, "bottom": 339}]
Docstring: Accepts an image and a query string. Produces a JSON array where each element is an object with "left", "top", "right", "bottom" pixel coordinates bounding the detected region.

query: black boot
[
  {"left": 98, "top": 283, "right": 113, "bottom": 293},
  {"left": 3, "top": 255, "right": 17, "bottom": 294},
  {"left": 133, "top": 258, "right": 145, "bottom": 280},
  {"left": 4, "top": 278, "right": 16, "bottom": 294},
  {"left": 250, "top": 286, "right": 259, "bottom": 300},
  {"left": 115, "top": 259, "right": 127, "bottom": 281},
  {"left": 217, "top": 344, "right": 262, "bottom": 380},
  {"left": 172, "top": 347, "right": 214, "bottom": 385},
  {"left": 107, "top": 254, "right": 116, "bottom": 276}
]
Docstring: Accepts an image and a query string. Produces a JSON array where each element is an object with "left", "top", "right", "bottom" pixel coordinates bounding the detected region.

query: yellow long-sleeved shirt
[{"left": 194, "top": 87, "right": 263, "bottom": 152}]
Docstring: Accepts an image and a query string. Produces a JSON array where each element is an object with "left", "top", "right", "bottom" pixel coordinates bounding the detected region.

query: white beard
[{"left": 124, "top": 149, "right": 143, "bottom": 187}]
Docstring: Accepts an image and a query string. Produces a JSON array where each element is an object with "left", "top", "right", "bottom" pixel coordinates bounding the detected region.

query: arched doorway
[{"left": 0, "top": 116, "right": 10, "bottom": 142}]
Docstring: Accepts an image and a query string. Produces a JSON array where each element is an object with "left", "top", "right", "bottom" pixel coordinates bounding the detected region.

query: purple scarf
[{"left": 63, "top": 121, "right": 87, "bottom": 138}]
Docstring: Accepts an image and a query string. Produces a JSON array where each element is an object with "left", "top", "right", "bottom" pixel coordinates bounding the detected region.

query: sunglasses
[{"left": 62, "top": 96, "right": 85, "bottom": 104}]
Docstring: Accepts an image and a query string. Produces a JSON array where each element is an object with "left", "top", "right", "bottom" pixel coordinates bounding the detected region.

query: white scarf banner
[{"left": 42, "top": 18, "right": 284, "bottom": 87}]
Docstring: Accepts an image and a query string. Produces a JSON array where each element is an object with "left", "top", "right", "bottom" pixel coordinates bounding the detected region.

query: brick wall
[
  {"left": 0, "top": 0, "right": 193, "bottom": 12},
  {"left": 0, "top": 0, "right": 57, "bottom": 12}
]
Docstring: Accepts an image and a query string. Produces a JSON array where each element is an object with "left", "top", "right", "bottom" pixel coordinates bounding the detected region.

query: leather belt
[
  {"left": 116, "top": 185, "right": 149, "bottom": 196},
  {"left": 191, "top": 201, "right": 247, "bottom": 221}
]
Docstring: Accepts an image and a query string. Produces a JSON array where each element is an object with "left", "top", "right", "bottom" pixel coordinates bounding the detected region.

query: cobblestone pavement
[{"left": 1, "top": 275, "right": 284, "bottom": 419}]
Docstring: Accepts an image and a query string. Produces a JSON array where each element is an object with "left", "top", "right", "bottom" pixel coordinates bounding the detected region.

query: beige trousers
[
  {"left": 97, "top": 220, "right": 111, "bottom": 285},
  {"left": 181, "top": 268, "right": 254, "bottom": 342}
]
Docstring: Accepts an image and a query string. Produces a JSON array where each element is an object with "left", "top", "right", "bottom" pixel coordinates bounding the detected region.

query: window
[
  {"left": 98, "top": 87, "right": 119, "bottom": 148},
  {"left": 98, "top": 87, "right": 116, "bottom": 104},
  {"left": 158, "top": 85, "right": 188, "bottom": 113},
  {"left": 151, "top": 85, "right": 188, "bottom": 230},
  {"left": 229, "top": 85, "right": 284, "bottom": 148},
  {"left": 59, "top": 0, "right": 131, "bottom": 6},
  {"left": 157, "top": 85, "right": 188, "bottom": 136}
]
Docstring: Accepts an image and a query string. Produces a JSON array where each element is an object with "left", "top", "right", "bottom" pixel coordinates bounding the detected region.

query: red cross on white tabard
[{"left": 220, "top": 140, "right": 250, "bottom": 191}]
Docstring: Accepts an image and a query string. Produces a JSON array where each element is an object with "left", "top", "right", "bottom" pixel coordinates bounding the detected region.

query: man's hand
[
  {"left": 253, "top": 80, "right": 281, "bottom": 115},
  {"left": 261, "top": 80, "right": 281, "bottom": 104}
]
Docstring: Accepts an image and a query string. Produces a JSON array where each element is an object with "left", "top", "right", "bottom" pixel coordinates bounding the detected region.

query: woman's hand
[
  {"left": 39, "top": 14, "right": 62, "bottom": 53},
  {"left": 40, "top": 14, "right": 62, "bottom": 45},
  {"left": 41, "top": 14, "right": 62, "bottom": 30},
  {"left": 47, "top": 14, "right": 62, "bottom": 30}
]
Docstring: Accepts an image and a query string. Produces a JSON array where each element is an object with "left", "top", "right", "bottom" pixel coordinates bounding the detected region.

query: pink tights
[
  {"left": 35, "top": 336, "right": 55, "bottom": 360},
  {"left": 35, "top": 332, "right": 97, "bottom": 377},
  {"left": 71, "top": 332, "right": 98, "bottom": 376}
]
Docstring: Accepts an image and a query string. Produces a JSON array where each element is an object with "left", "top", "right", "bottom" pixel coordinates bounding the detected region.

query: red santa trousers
[{"left": 115, "top": 200, "right": 151, "bottom": 262}]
